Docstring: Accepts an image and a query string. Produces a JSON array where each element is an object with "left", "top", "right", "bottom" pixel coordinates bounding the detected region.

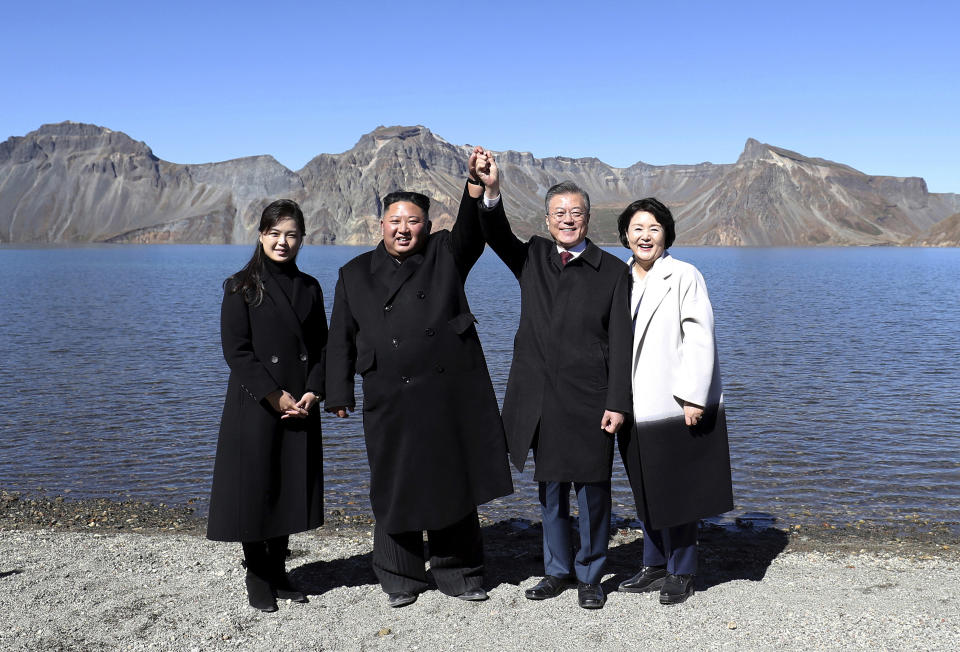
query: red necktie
[{"left": 560, "top": 251, "right": 573, "bottom": 266}]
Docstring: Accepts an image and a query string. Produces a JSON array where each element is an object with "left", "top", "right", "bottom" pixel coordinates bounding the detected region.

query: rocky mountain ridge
[{"left": 1, "top": 122, "right": 958, "bottom": 246}]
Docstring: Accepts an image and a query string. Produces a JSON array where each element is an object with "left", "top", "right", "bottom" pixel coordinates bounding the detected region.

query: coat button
[
  {"left": 401, "top": 376, "right": 411, "bottom": 383},
  {"left": 270, "top": 356, "right": 279, "bottom": 364},
  {"left": 417, "top": 291, "right": 426, "bottom": 299},
  {"left": 392, "top": 338, "right": 399, "bottom": 348},
  {"left": 425, "top": 328, "right": 435, "bottom": 336},
  {"left": 384, "top": 304, "right": 393, "bottom": 312},
  {"left": 299, "top": 353, "right": 308, "bottom": 362}
]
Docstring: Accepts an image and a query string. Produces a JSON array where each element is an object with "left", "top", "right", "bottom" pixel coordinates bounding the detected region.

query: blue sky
[{"left": 3, "top": 0, "right": 958, "bottom": 192}]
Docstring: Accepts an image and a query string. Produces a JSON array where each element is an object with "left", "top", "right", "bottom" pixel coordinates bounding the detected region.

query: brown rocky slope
[{"left": 1, "top": 122, "right": 957, "bottom": 246}]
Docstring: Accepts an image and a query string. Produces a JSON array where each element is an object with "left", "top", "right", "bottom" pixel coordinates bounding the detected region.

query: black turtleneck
[{"left": 263, "top": 257, "right": 299, "bottom": 303}]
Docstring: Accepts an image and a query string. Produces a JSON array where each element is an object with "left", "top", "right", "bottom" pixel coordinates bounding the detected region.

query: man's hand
[
  {"left": 467, "top": 146, "right": 484, "bottom": 199},
  {"left": 474, "top": 147, "right": 500, "bottom": 199},
  {"left": 325, "top": 406, "right": 351, "bottom": 418},
  {"left": 600, "top": 410, "right": 624, "bottom": 434}
]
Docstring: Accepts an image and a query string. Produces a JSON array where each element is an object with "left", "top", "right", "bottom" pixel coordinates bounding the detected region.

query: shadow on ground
[
  {"left": 290, "top": 549, "right": 377, "bottom": 596},
  {"left": 289, "top": 519, "right": 790, "bottom": 597},
  {"left": 480, "top": 520, "right": 788, "bottom": 594}
]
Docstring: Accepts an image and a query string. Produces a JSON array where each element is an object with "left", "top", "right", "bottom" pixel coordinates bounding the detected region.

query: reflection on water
[{"left": 1, "top": 244, "right": 958, "bottom": 531}]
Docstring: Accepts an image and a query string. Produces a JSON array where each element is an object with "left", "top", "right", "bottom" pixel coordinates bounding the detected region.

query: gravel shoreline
[{"left": 2, "top": 492, "right": 959, "bottom": 650}]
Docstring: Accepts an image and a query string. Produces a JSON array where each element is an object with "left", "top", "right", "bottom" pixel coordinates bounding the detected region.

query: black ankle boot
[
  {"left": 242, "top": 542, "right": 278, "bottom": 612},
  {"left": 267, "top": 535, "right": 307, "bottom": 603}
]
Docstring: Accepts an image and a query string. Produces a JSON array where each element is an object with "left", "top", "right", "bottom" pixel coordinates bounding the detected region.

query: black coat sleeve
[
  {"left": 323, "top": 271, "right": 358, "bottom": 410},
  {"left": 220, "top": 287, "right": 280, "bottom": 402},
  {"left": 448, "top": 182, "right": 485, "bottom": 280},
  {"left": 605, "top": 270, "right": 633, "bottom": 416},
  {"left": 478, "top": 196, "right": 529, "bottom": 279},
  {"left": 304, "top": 281, "right": 328, "bottom": 399}
]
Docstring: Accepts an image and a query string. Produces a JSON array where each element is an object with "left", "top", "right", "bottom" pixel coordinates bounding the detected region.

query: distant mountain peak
[
  {"left": 348, "top": 125, "right": 444, "bottom": 154},
  {"left": 737, "top": 137, "right": 774, "bottom": 163},
  {"left": 370, "top": 125, "right": 430, "bottom": 140}
]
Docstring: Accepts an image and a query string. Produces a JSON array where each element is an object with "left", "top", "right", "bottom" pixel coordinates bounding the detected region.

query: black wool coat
[
  {"left": 207, "top": 264, "right": 327, "bottom": 542},
  {"left": 480, "top": 201, "right": 633, "bottom": 482},
  {"left": 325, "top": 185, "right": 514, "bottom": 534}
]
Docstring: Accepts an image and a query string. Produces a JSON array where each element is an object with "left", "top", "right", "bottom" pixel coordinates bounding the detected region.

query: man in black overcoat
[
  {"left": 477, "top": 152, "right": 632, "bottom": 609},
  {"left": 325, "top": 148, "right": 513, "bottom": 607}
]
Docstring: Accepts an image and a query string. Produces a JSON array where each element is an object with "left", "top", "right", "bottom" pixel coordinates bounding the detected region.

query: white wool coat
[{"left": 630, "top": 253, "right": 723, "bottom": 422}]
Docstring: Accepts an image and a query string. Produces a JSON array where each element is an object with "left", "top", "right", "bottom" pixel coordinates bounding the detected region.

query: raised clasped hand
[{"left": 468, "top": 146, "right": 500, "bottom": 198}]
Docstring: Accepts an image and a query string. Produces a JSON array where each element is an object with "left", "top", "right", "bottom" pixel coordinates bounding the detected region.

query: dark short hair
[
  {"left": 616, "top": 197, "right": 676, "bottom": 249},
  {"left": 544, "top": 181, "right": 590, "bottom": 215},
  {"left": 382, "top": 191, "right": 430, "bottom": 219}
]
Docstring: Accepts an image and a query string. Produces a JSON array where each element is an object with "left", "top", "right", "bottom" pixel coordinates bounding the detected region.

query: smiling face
[
  {"left": 382, "top": 201, "right": 431, "bottom": 260},
  {"left": 545, "top": 192, "right": 589, "bottom": 249},
  {"left": 627, "top": 210, "right": 667, "bottom": 271},
  {"left": 258, "top": 217, "right": 303, "bottom": 263}
]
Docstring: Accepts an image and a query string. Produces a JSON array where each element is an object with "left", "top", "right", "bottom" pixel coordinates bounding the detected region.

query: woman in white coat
[{"left": 614, "top": 198, "right": 733, "bottom": 605}]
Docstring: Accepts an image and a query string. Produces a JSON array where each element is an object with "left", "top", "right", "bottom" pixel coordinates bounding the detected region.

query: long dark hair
[{"left": 225, "top": 199, "right": 306, "bottom": 306}]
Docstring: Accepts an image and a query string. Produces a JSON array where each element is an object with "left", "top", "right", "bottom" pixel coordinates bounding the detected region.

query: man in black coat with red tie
[
  {"left": 477, "top": 151, "right": 632, "bottom": 609},
  {"left": 325, "top": 148, "right": 513, "bottom": 608}
]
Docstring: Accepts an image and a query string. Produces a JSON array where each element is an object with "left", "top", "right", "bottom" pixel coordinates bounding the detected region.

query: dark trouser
[
  {"left": 372, "top": 509, "right": 484, "bottom": 596},
  {"left": 539, "top": 480, "right": 611, "bottom": 585},
  {"left": 641, "top": 520, "right": 698, "bottom": 575}
]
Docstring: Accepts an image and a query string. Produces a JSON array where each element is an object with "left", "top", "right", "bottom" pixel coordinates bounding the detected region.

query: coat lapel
[
  {"left": 262, "top": 271, "right": 306, "bottom": 345},
  {"left": 290, "top": 273, "right": 312, "bottom": 323},
  {"left": 631, "top": 254, "right": 674, "bottom": 369},
  {"left": 370, "top": 241, "right": 425, "bottom": 306}
]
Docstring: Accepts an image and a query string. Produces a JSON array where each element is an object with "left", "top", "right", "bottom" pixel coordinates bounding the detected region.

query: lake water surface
[{"left": 1, "top": 245, "right": 958, "bottom": 532}]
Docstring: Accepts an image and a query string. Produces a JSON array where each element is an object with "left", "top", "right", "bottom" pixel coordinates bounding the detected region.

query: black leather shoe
[
  {"left": 659, "top": 573, "right": 695, "bottom": 605},
  {"left": 387, "top": 591, "right": 418, "bottom": 608},
  {"left": 525, "top": 575, "right": 575, "bottom": 600},
  {"left": 456, "top": 587, "right": 488, "bottom": 601},
  {"left": 619, "top": 565, "right": 668, "bottom": 593},
  {"left": 245, "top": 571, "right": 278, "bottom": 613},
  {"left": 577, "top": 582, "right": 606, "bottom": 609}
]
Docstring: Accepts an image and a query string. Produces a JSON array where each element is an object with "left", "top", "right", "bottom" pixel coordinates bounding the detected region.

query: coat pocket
[
  {"left": 356, "top": 349, "right": 376, "bottom": 376},
  {"left": 447, "top": 312, "right": 477, "bottom": 335}
]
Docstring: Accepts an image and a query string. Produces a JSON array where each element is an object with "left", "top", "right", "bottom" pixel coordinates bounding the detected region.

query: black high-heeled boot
[
  {"left": 266, "top": 535, "right": 307, "bottom": 603},
  {"left": 242, "top": 541, "right": 278, "bottom": 612}
]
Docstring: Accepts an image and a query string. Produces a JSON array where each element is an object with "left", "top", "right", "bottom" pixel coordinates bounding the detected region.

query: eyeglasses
[{"left": 547, "top": 209, "right": 587, "bottom": 222}]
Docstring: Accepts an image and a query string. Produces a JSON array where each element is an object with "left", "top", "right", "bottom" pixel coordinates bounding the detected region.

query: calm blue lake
[{"left": 1, "top": 244, "right": 958, "bottom": 532}]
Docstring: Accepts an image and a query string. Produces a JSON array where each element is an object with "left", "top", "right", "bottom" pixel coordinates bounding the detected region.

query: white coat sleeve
[{"left": 672, "top": 266, "right": 717, "bottom": 407}]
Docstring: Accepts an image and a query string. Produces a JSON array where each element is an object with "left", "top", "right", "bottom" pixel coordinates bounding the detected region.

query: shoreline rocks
[{"left": 2, "top": 489, "right": 958, "bottom": 558}]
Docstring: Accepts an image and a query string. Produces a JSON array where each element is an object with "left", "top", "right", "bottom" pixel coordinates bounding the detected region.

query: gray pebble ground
[{"left": 1, "top": 525, "right": 957, "bottom": 651}]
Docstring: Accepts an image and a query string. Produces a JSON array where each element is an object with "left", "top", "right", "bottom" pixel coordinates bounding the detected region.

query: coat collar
[
  {"left": 369, "top": 240, "right": 427, "bottom": 305},
  {"left": 549, "top": 238, "right": 603, "bottom": 271}
]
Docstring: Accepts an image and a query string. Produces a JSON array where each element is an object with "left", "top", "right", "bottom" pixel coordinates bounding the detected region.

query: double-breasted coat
[
  {"left": 324, "top": 185, "right": 513, "bottom": 534},
  {"left": 617, "top": 253, "right": 734, "bottom": 529},
  {"left": 479, "top": 200, "right": 633, "bottom": 482},
  {"left": 207, "top": 262, "right": 327, "bottom": 542}
]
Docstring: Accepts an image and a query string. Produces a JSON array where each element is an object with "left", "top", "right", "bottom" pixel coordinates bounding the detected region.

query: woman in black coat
[{"left": 207, "top": 199, "right": 327, "bottom": 613}]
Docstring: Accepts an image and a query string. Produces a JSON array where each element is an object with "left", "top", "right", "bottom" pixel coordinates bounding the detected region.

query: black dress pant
[{"left": 372, "top": 509, "right": 484, "bottom": 595}]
